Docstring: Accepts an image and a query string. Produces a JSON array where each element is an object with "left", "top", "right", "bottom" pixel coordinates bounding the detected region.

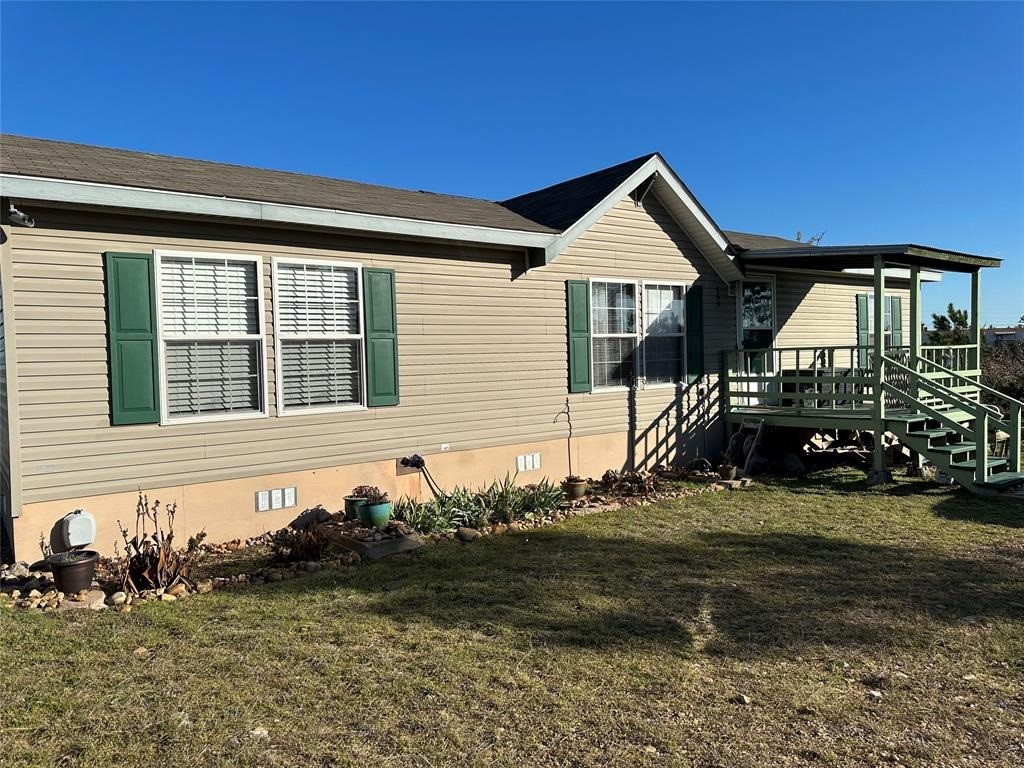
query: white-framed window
[
  {"left": 155, "top": 250, "right": 268, "bottom": 424},
  {"left": 641, "top": 282, "right": 686, "bottom": 386},
  {"left": 272, "top": 258, "right": 366, "bottom": 415},
  {"left": 591, "top": 279, "right": 638, "bottom": 389},
  {"left": 866, "top": 294, "right": 897, "bottom": 349},
  {"left": 590, "top": 279, "right": 687, "bottom": 389}
]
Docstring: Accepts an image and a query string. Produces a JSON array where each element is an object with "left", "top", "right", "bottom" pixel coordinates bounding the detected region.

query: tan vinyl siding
[
  {"left": 529, "top": 195, "right": 734, "bottom": 463},
  {"left": 1, "top": 218, "right": 21, "bottom": 555},
  {"left": 0, "top": 264, "right": 9, "bottom": 500},
  {"left": 0, "top": 209, "right": 537, "bottom": 503},
  {"left": 12, "top": 197, "right": 922, "bottom": 513},
  {"left": 11, "top": 194, "right": 728, "bottom": 506},
  {"left": 771, "top": 270, "right": 910, "bottom": 349}
]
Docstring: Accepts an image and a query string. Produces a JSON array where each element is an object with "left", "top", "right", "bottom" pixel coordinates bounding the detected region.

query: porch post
[
  {"left": 908, "top": 265, "right": 924, "bottom": 473},
  {"left": 970, "top": 269, "right": 982, "bottom": 377},
  {"left": 868, "top": 253, "right": 891, "bottom": 484}
]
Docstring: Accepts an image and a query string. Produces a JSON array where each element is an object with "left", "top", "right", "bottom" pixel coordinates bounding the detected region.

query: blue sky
[{"left": 2, "top": 1, "right": 1022, "bottom": 325}]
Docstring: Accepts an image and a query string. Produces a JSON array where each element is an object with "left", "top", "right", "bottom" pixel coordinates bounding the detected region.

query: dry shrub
[
  {"left": 270, "top": 523, "right": 332, "bottom": 563},
  {"left": 599, "top": 469, "right": 660, "bottom": 498},
  {"left": 115, "top": 493, "right": 206, "bottom": 594}
]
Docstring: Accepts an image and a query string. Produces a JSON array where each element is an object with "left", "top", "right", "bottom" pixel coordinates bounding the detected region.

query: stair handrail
[
  {"left": 882, "top": 356, "right": 1003, "bottom": 423},
  {"left": 918, "top": 356, "right": 1024, "bottom": 410},
  {"left": 918, "top": 356, "right": 1021, "bottom": 472}
]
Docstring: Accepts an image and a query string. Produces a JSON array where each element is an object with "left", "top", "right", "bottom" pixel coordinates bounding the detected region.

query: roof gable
[
  {"left": 500, "top": 154, "right": 655, "bottom": 231},
  {"left": 504, "top": 153, "right": 742, "bottom": 282}
]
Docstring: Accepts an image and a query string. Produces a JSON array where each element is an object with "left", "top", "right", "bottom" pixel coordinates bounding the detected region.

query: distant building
[{"left": 983, "top": 326, "right": 1024, "bottom": 346}]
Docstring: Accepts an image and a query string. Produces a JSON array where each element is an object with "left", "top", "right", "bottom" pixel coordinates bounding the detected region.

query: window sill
[
  {"left": 276, "top": 403, "right": 369, "bottom": 417},
  {"left": 160, "top": 410, "right": 270, "bottom": 427}
]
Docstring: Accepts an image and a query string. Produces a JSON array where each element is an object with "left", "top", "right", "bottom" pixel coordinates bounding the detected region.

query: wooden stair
[{"left": 885, "top": 408, "right": 1024, "bottom": 496}]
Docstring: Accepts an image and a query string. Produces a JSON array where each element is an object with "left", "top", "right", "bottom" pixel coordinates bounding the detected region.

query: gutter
[{"left": 0, "top": 174, "right": 560, "bottom": 250}]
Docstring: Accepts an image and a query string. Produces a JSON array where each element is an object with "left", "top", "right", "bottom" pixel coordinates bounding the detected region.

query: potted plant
[
  {"left": 358, "top": 486, "right": 393, "bottom": 528},
  {"left": 561, "top": 474, "right": 588, "bottom": 500},
  {"left": 345, "top": 485, "right": 375, "bottom": 520},
  {"left": 46, "top": 549, "right": 100, "bottom": 594},
  {"left": 718, "top": 461, "right": 737, "bottom": 481}
]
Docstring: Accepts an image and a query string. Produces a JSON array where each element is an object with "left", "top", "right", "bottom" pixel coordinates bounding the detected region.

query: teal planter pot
[{"left": 359, "top": 501, "right": 393, "bottom": 528}]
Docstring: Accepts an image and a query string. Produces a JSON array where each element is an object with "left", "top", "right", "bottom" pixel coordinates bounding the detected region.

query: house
[
  {"left": 983, "top": 326, "right": 1024, "bottom": 346},
  {"left": 0, "top": 135, "right": 1020, "bottom": 560}
]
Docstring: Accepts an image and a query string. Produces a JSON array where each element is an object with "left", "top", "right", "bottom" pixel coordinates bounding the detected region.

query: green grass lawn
[{"left": 2, "top": 469, "right": 1022, "bottom": 767}]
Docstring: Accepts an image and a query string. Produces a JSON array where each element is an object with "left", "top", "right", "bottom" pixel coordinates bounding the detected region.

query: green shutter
[
  {"left": 856, "top": 293, "right": 869, "bottom": 367},
  {"left": 685, "top": 284, "right": 704, "bottom": 384},
  {"left": 105, "top": 252, "right": 160, "bottom": 425},
  {"left": 890, "top": 295, "right": 903, "bottom": 348},
  {"left": 363, "top": 268, "right": 399, "bottom": 407},
  {"left": 566, "top": 280, "right": 591, "bottom": 393}
]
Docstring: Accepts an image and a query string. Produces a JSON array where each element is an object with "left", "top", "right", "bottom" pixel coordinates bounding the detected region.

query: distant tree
[
  {"left": 982, "top": 343, "right": 1024, "bottom": 403},
  {"left": 1018, "top": 313, "right": 1024, "bottom": 327},
  {"left": 930, "top": 303, "right": 970, "bottom": 345},
  {"left": 794, "top": 230, "right": 826, "bottom": 246}
]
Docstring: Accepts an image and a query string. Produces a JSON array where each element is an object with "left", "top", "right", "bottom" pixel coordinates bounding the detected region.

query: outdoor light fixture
[{"left": 7, "top": 202, "right": 34, "bottom": 227}]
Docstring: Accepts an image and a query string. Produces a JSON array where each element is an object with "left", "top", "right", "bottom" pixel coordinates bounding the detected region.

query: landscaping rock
[
  {"left": 89, "top": 598, "right": 107, "bottom": 611},
  {"left": 456, "top": 527, "right": 482, "bottom": 542},
  {"left": 196, "top": 579, "right": 214, "bottom": 594},
  {"left": 159, "top": 593, "right": 177, "bottom": 603},
  {"left": 166, "top": 583, "right": 189, "bottom": 597},
  {"left": 109, "top": 591, "right": 128, "bottom": 606},
  {"left": 9, "top": 562, "right": 31, "bottom": 580}
]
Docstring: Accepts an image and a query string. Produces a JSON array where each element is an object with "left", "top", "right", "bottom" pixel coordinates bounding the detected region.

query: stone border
[{"left": 1, "top": 475, "right": 741, "bottom": 615}]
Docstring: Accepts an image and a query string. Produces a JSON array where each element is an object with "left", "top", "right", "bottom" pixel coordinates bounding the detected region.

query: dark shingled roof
[
  {"left": 501, "top": 154, "right": 657, "bottom": 231},
  {"left": 0, "top": 134, "right": 559, "bottom": 234},
  {"left": 724, "top": 230, "right": 807, "bottom": 251}
]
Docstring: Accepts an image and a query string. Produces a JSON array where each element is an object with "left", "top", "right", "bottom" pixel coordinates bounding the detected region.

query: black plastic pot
[
  {"left": 561, "top": 480, "right": 588, "bottom": 500},
  {"left": 45, "top": 550, "right": 99, "bottom": 593}
]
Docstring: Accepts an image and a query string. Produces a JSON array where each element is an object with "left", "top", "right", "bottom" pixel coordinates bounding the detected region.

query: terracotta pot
[{"left": 46, "top": 550, "right": 99, "bottom": 594}]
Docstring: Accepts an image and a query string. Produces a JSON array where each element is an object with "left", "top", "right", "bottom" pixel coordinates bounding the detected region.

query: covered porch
[{"left": 722, "top": 243, "right": 1022, "bottom": 493}]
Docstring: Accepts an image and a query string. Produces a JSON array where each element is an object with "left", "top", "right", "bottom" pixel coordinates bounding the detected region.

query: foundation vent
[{"left": 516, "top": 452, "right": 542, "bottom": 472}]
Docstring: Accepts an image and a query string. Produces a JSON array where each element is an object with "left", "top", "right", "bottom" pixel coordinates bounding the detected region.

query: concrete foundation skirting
[{"left": 11, "top": 431, "right": 633, "bottom": 559}]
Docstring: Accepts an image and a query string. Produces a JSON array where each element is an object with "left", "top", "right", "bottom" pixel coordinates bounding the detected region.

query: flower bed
[{"left": 1, "top": 468, "right": 728, "bottom": 614}]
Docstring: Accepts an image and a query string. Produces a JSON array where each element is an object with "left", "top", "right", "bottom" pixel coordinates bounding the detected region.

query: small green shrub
[{"left": 393, "top": 474, "right": 565, "bottom": 534}]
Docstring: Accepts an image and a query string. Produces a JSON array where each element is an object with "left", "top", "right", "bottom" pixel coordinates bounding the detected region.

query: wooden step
[
  {"left": 906, "top": 429, "right": 958, "bottom": 440},
  {"left": 933, "top": 409, "right": 974, "bottom": 423},
  {"left": 886, "top": 413, "right": 930, "bottom": 423},
  {"left": 930, "top": 443, "right": 976, "bottom": 455},
  {"left": 979, "top": 472, "right": 1024, "bottom": 491},
  {"left": 949, "top": 457, "right": 1008, "bottom": 472}
]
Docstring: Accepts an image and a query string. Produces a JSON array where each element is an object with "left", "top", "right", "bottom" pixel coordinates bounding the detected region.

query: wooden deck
[{"left": 721, "top": 344, "right": 1023, "bottom": 494}]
